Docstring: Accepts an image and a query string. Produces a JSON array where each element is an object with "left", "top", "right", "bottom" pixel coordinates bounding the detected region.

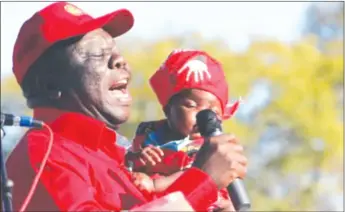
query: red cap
[
  {"left": 150, "top": 49, "right": 240, "bottom": 120},
  {"left": 12, "top": 2, "right": 134, "bottom": 84}
]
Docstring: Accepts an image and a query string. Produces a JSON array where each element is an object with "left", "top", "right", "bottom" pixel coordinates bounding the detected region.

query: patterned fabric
[{"left": 130, "top": 120, "right": 203, "bottom": 176}]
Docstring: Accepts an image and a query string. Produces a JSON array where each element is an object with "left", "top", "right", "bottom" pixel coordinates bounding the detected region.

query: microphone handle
[
  {"left": 228, "top": 179, "right": 251, "bottom": 211},
  {"left": 209, "top": 130, "right": 251, "bottom": 212}
]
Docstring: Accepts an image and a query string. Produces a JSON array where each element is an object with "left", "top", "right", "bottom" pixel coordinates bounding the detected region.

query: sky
[{"left": 1, "top": 1, "right": 311, "bottom": 78}]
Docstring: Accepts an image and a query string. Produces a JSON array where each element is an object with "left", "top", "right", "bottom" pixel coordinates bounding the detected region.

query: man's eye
[
  {"left": 88, "top": 52, "right": 105, "bottom": 58},
  {"left": 87, "top": 48, "right": 112, "bottom": 58}
]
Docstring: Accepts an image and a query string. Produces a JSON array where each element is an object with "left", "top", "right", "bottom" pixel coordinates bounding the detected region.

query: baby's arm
[
  {"left": 131, "top": 170, "right": 183, "bottom": 194},
  {"left": 152, "top": 171, "right": 184, "bottom": 193},
  {"left": 132, "top": 171, "right": 185, "bottom": 194}
]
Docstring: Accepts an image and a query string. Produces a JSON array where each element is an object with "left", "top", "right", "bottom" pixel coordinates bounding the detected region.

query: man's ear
[
  {"left": 47, "top": 90, "right": 62, "bottom": 100},
  {"left": 40, "top": 75, "right": 63, "bottom": 99}
]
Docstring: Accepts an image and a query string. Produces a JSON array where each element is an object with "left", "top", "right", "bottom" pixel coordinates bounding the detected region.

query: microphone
[
  {"left": 196, "top": 109, "right": 251, "bottom": 212},
  {"left": 1, "top": 113, "right": 44, "bottom": 128}
]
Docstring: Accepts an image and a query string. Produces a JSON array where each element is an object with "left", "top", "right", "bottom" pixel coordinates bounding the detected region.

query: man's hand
[
  {"left": 192, "top": 134, "right": 248, "bottom": 190},
  {"left": 212, "top": 199, "right": 235, "bottom": 212},
  {"left": 139, "top": 145, "right": 164, "bottom": 166}
]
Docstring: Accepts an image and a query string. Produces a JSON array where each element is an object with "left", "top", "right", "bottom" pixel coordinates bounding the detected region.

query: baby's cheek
[{"left": 183, "top": 113, "right": 197, "bottom": 131}]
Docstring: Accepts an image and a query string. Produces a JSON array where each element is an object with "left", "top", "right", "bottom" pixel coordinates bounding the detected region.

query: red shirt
[{"left": 6, "top": 112, "right": 218, "bottom": 211}]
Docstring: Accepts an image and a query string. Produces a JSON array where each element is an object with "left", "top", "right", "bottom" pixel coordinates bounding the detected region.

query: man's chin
[{"left": 102, "top": 110, "right": 130, "bottom": 129}]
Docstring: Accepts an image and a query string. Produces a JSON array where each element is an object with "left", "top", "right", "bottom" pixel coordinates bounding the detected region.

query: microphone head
[{"left": 196, "top": 109, "right": 222, "bottom": 137}]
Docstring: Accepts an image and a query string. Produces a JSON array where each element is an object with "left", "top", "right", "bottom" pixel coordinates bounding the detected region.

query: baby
[{"left": 126, "top": 49, "right": 241, "bottom": 211}]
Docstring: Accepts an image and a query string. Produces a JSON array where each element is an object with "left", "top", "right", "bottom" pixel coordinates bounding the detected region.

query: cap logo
[
  {"left": 177, "top": 59, "right": 211, "bottom": 83},
  {"left": 158, "top": 48, "right": 197, "bottom": 71},
  {"left": 64, "top": 4, "right": 84, "bottom": 16}
]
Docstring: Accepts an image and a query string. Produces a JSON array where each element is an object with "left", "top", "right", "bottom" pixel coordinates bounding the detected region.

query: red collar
[{"left": 50, "top": 112, "right": 118, "bottom": 151}]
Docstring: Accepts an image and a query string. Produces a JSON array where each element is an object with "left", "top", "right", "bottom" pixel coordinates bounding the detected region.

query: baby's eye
[{"left": 183, "top": 100, "right": 197, "bottom": 108}]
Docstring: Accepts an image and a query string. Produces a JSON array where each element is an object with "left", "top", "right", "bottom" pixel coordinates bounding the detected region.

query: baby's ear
[{"left": 222, "top": 97, "right": 243, "bottom": 120}]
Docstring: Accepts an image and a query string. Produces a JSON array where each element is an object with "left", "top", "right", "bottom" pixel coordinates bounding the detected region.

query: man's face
[
  {"left": 67, "top": 29, "right": 132, "bottom": 127},
  {"left": 166, "top": 89, "right": 222, "bottom": 140}
]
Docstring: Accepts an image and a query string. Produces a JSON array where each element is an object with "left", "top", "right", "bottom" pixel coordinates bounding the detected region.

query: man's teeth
[
  {"left": 117, "top": 79, "right": 128, "bottom": 84},
  {"left": 109, "top": 79, "right": 130, "bottom": 98},
  {"left": 109, "top": 79, "right": 128, "bottom": 91}
]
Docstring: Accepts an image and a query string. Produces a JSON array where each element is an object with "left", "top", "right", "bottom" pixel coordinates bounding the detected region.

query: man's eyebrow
[
  {"left": 72, "top": 44, "right": 113, "bottom": 57},
  {"left": 77, "top": 34, "right": 113, "bottom": 46},
  {"left": 97, "top": 34, "right": 116, "bottom": 48}
]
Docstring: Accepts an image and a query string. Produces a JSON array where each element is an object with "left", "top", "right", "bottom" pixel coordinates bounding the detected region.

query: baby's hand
[
  {"left": 132, "top": 172, "right": 155, "bottom": 193},
  {"left": 139, "top": 145, "right": 164, "bottom": 166}
]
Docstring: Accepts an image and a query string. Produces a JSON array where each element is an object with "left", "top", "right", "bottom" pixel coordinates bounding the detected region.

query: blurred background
[{"left": 1, "top": 1, "right": 343, "bottom": 211}]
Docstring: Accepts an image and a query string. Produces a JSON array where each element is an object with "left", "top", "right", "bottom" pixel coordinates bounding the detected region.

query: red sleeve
[
  {"left": 28, "top": 135, "right": 121, "bottom": 211},
  {"left": 157, "top": 167, "right": 218, "bottom": 211}
]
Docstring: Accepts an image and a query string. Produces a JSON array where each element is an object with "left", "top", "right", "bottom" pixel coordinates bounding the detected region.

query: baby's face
[{"left": 166, "top": 89, "right": 222, "bottom": 140}]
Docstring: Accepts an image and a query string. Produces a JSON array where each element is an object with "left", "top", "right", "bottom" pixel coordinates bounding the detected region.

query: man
[{"left": 6, "top": 2, "right": 248, "bottom": 211}]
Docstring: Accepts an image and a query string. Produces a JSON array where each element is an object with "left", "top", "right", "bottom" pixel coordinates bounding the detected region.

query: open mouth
[
  {"left": 109, "top": 79, "right": 128, "bottom": 93},
  {"left": 108, "top": 79, "right": 132, "bottom": 103}
]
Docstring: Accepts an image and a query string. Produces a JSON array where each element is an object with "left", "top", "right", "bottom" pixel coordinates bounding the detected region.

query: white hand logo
[
  {"left": 177, "top": 59, "right": 211, "bottom": 82},
  {"left": 159, "top": 49, "right": 196, "bottom": 71}
]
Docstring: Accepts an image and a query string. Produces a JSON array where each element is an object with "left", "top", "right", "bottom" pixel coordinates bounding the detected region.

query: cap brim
[
  {"left": 96, "top": 9, "right": 134, "bottom": 38},
  {"left": 90, "top": 9, "right": 134, "bottom": 38}
]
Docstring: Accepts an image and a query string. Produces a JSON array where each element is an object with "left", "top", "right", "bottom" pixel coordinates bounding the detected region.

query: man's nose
[{"left": 108, "top": 55, "right": 127, "bottom": 70}]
